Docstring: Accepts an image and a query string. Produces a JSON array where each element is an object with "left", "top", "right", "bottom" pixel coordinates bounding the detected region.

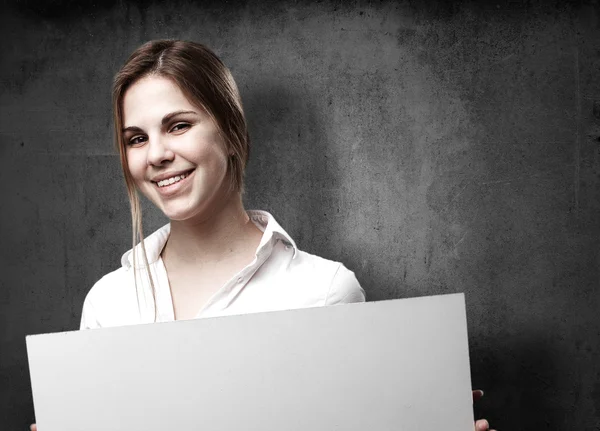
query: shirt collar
[
  {"left": 246, "top": 210, "right": 298, "bottom": 259},
  {"left": 121, "top": 210, "right": 298, "bottom": 270}
]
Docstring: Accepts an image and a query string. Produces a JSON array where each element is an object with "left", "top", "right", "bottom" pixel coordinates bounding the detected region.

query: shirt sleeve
[{"left": 325, "top": 263, "right": 366, "bottom": 305}]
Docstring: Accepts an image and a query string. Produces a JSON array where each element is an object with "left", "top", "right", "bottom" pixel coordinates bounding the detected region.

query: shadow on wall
[
  {"left": 471, "top": 337, "right": 565, "bottom": 429},
  {"left": 239, "top": 76, "right": 573, "bottom": 431},
  {"left": 241, "top": 79, "right": 341, "bottom": 259}
]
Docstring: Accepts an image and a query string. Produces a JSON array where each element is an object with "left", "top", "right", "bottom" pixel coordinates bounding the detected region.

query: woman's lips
[{"left": 153, "top": 169, "right": 195, "bottom": 196}]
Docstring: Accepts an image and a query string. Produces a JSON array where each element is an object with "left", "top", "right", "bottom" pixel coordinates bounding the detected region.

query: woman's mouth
[
  {"left": 156, "top": 172, "right": 189, "bottom": 188},
  {"left": 152, "top": 169, "right": 195, "bottom": 194}
]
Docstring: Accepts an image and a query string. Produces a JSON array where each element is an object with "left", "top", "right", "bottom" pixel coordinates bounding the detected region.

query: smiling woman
[
  {"left": 30, "top": 40, "right": 492, "bottom": 431},
  {"left": 123, "top": 78, "right": 230, "bottom": 222},
  {"left": 85, "top": 39, "right": 366, "bottom": 326}
]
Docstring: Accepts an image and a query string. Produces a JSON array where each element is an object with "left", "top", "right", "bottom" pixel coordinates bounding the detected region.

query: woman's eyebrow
[
  {"left": 161, "top": 110, "right": 198, "bottom": 126},
  {"left": 122, "top": 110, "right": 198, "bottom": 133},
  {"left": 122, "top": 125, "right": 143, "bottom": 134}
]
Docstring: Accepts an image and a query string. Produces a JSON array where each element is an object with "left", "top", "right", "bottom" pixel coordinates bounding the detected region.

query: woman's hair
[{"left": 112, "top": 40, "right": 250, "bottom": 320}]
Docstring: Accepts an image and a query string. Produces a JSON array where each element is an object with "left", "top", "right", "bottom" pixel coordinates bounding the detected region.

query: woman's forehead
[{"left": 122, "top": 76, "right": 197, "bottom": 127}]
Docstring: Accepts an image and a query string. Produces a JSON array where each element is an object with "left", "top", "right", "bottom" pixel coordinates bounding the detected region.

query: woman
[
  {"left": 31, "top": 39, "right": 493, "bottom": 431},
  {"left": 80, "top": 39, "right": 366, "bottom": 328}
]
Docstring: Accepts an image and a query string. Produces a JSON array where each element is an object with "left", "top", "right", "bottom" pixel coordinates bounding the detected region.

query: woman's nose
[{"left": 146, "top": 134, "right": 174, "bottom": 166}]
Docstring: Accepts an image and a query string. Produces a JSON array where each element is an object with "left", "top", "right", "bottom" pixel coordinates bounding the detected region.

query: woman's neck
[{"left": 162, "top": 194, "right": 263, "bottom": 268}]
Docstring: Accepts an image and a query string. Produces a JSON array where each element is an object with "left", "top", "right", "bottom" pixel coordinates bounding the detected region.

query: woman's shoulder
[
  {"left": 86, "top": 265, "right": 134, "bottom": 298},
  {"left": 84, "top": 223, "right": 171, "bottom": 311},
  {"left": 287, "top": 248, "right": 367, "bottom": 305},
  {"left": 248, "top": 210, "right": 367, "bottom": 305},
  {"left": 80, "top": 265, "right": 140, "bottom": 328}
]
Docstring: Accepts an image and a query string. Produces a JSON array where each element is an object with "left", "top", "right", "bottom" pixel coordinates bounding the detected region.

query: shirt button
[
  {"left": 285, "top": 244, "right": 292, "bottom": 250},
  {"left": 236, "top": 277, "right": 243, "bottom": 283}
]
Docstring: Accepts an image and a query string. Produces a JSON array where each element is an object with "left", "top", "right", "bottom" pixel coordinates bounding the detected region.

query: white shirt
[{"left": 80, "top": 210, "right": 366, "bottom": 329}]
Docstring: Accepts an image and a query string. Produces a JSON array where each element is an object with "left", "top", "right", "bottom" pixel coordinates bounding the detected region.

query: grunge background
[{"left": 1, "top": 0, "right": 599, "bottom": 429}]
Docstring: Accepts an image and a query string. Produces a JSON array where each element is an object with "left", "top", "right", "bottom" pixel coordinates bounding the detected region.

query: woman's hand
[
  {"left": 473, "top": 390, "right": 496, "bottom": 431},
  {"left": 30, "top": 424, "right": 37, "bottom": 431}
]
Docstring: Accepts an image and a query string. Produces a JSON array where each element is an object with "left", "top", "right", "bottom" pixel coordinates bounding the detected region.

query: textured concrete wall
[{"left": 1, "top": 1, "right": 599, "bottom": 429}]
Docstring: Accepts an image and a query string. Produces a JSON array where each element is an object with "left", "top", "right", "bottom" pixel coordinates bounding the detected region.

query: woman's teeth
[{"left": 157, "top": 172, "right": 189, "bottom": 188}]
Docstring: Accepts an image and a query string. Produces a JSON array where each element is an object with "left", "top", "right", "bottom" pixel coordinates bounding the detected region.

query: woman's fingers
[
  {"left": 472, "top": 390, "right": 495, "bottom": 430},
  {"left": 30, "top": 424, "right": 37, "bottom": 431}
]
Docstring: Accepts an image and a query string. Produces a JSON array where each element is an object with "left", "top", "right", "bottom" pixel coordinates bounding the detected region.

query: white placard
[{"left": 27, "top": 293, "right": 474, "bottom": 430}]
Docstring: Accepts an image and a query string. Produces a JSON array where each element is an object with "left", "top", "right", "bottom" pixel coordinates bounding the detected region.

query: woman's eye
[
  {"left": 128, "top": 135, "right": 147, "bottom": 146},
  {"left": 170, "top": 122, "right": 190, "bottom": 133}
]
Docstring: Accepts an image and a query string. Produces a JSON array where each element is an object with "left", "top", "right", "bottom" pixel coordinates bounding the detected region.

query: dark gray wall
[{"left": 1, "top": 0, "right": 599, "bottom": 429}]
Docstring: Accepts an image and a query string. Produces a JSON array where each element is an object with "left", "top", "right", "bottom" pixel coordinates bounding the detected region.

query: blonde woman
[{"left": 31, "top": 40, "right": 493, "bottom": 431}]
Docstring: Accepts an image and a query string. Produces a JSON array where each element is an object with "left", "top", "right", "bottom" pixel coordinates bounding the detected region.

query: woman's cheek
[
  {"left": 127, "top": 151, "right": 145, "bottom": 181},
  {"left": 127, "top": 154, "right": 149, "bottom": 196}
]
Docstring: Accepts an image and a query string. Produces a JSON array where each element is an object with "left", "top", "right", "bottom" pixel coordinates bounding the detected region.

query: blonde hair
[{"left": 112, "top": 40, "right": 250, "bottom": 320}]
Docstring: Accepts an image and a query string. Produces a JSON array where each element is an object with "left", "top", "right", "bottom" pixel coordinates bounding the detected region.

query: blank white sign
[{"left": 27, "top": 293, "right": 474, "bottom": 431}]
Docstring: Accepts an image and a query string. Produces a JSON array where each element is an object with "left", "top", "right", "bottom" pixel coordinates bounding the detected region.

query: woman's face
[{"left": 122, "top": 75, "right": 230, "bottom": 222}]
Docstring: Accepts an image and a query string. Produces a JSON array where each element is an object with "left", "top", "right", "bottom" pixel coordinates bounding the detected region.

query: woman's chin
[
  {"left": 151, "top": 189, "right": 231, "bottom": 223},
  {"left": 159, "top": 200, "right": 218, "bottom": 223},
  {"left": 161, "top": 208, "right": 198, "bottom": 222},
  {"left": 156, "top": 202, "right": 198, "bottom": 222}
]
